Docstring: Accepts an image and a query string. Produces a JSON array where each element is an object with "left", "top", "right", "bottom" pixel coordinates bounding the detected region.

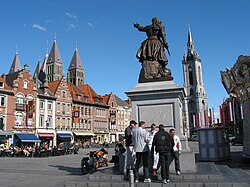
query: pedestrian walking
[
  {"left": 169, "top": 128, "right": 182, "bottom": 175},
  {"left": 132, "top": 121, "right": 151, "bottom": 183},
  {"left": 151, "top": 124, "right": 171, "bottom": 184},
  {"left": 124, "top": 120, "right": 137, "bottom": 177},
  {"left": 147, "top": 123, "right": 159, "bottom": 174}
]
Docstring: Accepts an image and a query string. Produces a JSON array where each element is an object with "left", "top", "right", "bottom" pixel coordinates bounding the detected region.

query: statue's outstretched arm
[{"left": 133, "top": 23, "right": 146, "bottom": 32}]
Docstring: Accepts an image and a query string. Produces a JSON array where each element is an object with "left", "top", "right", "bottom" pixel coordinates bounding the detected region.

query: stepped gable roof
[
  {"left": 48, "top": 80, "right": 60, "bottom": 94},
  {"left": 68, "top": 49, "right": 84, "bottom": 70},
  {"left": 9, "top": 52, "right": 22, "bottom": 73},
  {"left": 48, "top": 40, "right": 62, "bottom": 64}
]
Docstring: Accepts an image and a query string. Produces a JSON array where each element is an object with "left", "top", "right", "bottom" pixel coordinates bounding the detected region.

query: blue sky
[{"left": 0, "top": 0, "right": 250, "bottom": 117}]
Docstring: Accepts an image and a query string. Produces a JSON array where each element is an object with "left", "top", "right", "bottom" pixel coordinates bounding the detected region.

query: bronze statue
[{"left": 134, "top": 17, "right": 173, "bottom": 83}]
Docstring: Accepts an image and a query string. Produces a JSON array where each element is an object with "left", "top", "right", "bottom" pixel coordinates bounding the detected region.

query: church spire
[
  {"left": 48, "top": 39, "right": 62, "bottom": 64},
  {"left": 187, "top": 24, "right": 195, "bottom": 54},
  {"left": 68, "top": 48, "right": 84, "bottom": 71},
  {"left": 9, "top": 51, "right": 21, "bottom": 73},
  {"left": 67, "top": 48, "right": 84, "bottom": 86}
]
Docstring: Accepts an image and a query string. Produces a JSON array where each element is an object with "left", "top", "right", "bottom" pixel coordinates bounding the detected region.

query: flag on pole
[
  {"left": 204, "top": 110, "right": 207, "bottom": 126},
  {"left": 219, "top": 105, "right": 223, "bottom": 124},
  {"left": 197, "top": 113, "right": 201, "bottom": 127},
  {"left": 209, "top": 108, "right": 212, "bottom": 125}
]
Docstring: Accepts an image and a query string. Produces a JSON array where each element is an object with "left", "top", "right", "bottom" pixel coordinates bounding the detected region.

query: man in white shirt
[
  {"left": 147, "top": 123, "right": 159, "bottom": 174},
  {"left": 169, "top": 128, "right": 182, "bottom": 175}
]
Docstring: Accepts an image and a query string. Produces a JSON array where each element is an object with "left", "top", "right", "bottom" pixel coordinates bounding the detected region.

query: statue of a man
[{"left": 134, "top": 17, "right": 172, "bottom": 82}]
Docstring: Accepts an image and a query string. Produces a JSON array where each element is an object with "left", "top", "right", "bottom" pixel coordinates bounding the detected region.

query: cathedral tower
[
  {"left": 46, "top": 39, "right": 63, "bottom": 82},
  {"left": 182, "top": 25, "right": 208, "bottom": 136},
  {"left": 67, "top": 48, "right": 84, "bottom": 86}
]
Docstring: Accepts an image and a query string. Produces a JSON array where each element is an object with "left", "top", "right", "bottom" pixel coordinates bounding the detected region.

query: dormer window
[
  {"left": 85, "top": 96, "right": 89, "bottom": 102},
  {"left": 23, "top": 80, "right": 28, "bottom": 89},
  {"left": 0, "top": 82, "right": 3, "bottom": 88}
]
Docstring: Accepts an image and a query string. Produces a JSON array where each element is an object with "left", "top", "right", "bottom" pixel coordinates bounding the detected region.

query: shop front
[
  {"left": 38, "top": 133, "right": 55, "bottom": 147},
  {"left": 56, "top": 131, "right": 73, "bottom": 145},
  {"left": 13, "top": 133, "right": 41, "bottom": 146},
  {"left": 73, "top": 131, "right": 95, "bottom": 146}
]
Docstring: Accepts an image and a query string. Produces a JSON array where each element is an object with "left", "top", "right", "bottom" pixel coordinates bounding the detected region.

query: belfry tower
[
  {"left": 46, "top": 39, "right": 63, "bottom": 82},
  {"left": 182, "top": 25, "right": 208, "bottom": 136}
]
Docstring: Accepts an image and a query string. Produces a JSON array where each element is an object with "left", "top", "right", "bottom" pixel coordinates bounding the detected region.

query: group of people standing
[{"left": 125, "top": 120, "right": 182, "bottom": 184}]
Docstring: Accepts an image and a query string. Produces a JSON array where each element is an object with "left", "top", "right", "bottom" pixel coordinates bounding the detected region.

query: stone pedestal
[{"left": 125, "top": 81, "right": 196, "bottom": 172}]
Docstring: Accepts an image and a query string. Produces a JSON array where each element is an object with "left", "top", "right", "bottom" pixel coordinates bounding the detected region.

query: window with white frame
[
  {"left": 47, "top": 116, "right": 52, "bottom": 128},
  {"left": 0, "top": 96, "right": 5, "bottom": 107},
  {"left": 23, "top": 80, "right": 28, "bottom": 89},
  {"left": 48, "top": 102, "right": 52, "bottom": 110},
  {"left": 39, "top": 115, "right": 44, "bottom": 128},
  {"left": 15, "top": 114, "right": 23, "bottom": 127},
  {"left": 0, "top": 82, "right": 3, "bottom": 88},
  {"left": 40, "top": 100, "right": 44, "bottom": 109}
]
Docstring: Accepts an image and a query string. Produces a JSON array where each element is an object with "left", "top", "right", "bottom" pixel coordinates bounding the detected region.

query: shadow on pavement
[
  {"left": 48, "top": 165, "right": 83, "bottom": 175},
  {"left": 195, "top": 151, "right": 250, "bottom": 170}
]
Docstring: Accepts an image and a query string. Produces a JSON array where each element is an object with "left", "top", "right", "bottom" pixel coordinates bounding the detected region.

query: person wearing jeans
[{"left": 132, "top": 121, "right": 151, "bottom": 183}]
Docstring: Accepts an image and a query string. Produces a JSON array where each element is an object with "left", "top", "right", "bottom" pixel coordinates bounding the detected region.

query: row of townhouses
[{"left": 0, "top": 39, "right": 131, "bottom": 147}]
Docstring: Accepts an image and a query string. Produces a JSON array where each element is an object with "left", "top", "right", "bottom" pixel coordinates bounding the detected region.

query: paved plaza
[
  {"left": 0, "top": 143, "right": 249, "bottom": 187},
  {"left": 0, "top": 147, "right": 115, "bottom": 187}
]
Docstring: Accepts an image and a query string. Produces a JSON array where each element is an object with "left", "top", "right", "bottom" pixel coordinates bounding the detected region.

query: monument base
[{"left": 125, "top": 81, "right": 196, "bottom": 172}]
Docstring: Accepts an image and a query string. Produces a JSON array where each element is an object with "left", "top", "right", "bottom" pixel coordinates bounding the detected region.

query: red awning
[{"left": 38, "top": 133, "right": 54, "bottom": 138}]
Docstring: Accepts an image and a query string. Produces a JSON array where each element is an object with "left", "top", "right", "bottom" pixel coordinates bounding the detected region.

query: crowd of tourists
[
  {"left": 125, "top": 120, "right": 182, "bottom": 184},
  {"left": 0, "top": 142, "right": 80, "bottom": 157}
]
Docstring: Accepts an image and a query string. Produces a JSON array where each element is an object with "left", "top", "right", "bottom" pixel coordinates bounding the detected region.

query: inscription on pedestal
[{"left": 138, "top": 103, "right": 174, "bottom": 128}]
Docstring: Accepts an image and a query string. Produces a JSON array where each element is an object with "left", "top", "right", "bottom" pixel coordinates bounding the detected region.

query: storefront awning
[
  {"left": 73, "top": 132, "right": 95, "bottom": 136},
  {"left": 15, "top": 133, "right": 41, "bottom": 143},
  {"left": 38, "top": 133, "right": 54, "bottom": 138},
  {"left": 57, "top": 133, "right": 72, "bottom": 138},
  {"left": 0, "top": 131, "right": 13, "bottom": 136}
]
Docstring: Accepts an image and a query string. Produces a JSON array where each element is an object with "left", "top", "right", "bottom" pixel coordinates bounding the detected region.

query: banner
[{"left": 209, "top": 108, "right": 212, "bottom": 125}]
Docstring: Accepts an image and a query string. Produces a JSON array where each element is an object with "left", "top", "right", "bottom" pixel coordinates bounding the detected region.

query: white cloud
[
  {"left": 67, "top": 23, "right": 76, "bottom": 31},
  {"left": 87, "top": 22, "right": 94, "bottom": 28},
  {"left": 65, "top": 12, "right": 77, "bottom": 19},
  {"left": 32, "top": 24, "right": 47, "bottom": 32}
]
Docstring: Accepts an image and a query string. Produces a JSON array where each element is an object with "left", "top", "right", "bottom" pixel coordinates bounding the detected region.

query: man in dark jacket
[{"left": 151, "top": 124, "right": 171, "bottom": 184}]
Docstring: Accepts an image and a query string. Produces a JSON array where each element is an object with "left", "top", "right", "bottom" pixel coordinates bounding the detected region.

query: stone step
[
  {"left": 88, "top": 173, "right": 223, "bottom": 182},
  {"left": 65, "top": 181, "right": 248, "bottom": 187}
]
